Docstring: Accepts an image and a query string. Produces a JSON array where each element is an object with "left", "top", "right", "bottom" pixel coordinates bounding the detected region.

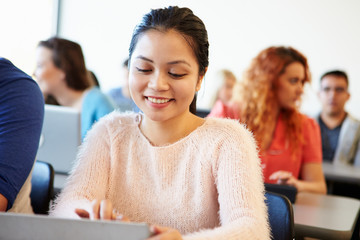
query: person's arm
[
  {"left": 0, "top": 194, "right": 8, "bottom": 211},
  {"left": 50, "top": 117, "right": 112, "bottom": 218},
  {"left": 354, "top": 129, "right": 360, "bottom": 167},
  {"left": 298, "top": 163, "right": 327, "bottom": 193},
  {"left": 0, "top": 59, "right": 44, "bottom": 211}
]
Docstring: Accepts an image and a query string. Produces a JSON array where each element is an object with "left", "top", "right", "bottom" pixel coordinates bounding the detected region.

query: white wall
[
  {"left": 59, "top": 0, "right": 360, "bottom": 118},
  {"left": 0, "top": 0, "right": 54, "bottom": 75}
]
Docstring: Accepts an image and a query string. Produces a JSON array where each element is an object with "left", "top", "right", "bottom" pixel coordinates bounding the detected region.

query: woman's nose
[
  {"left": 148, "top": 73, "right": 169, "bottom": 91},
  {"left": 297, "top": 82, "right": 304, "bottom": 95}
]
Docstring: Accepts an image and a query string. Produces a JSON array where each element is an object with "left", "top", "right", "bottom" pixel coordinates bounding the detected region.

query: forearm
[
  {"left": 183, "top": 217, "right": 269, "bottom": 240},
  {"left": 0, "top": 194, "right": 8, "bottom": 211},
  {"left": 297, "top": 179, "right": 327, "bottom": 194}
]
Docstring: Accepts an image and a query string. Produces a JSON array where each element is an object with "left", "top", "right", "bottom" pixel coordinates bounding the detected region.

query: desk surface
[
  {"left": 294, "top": 192, "right": 360, "bottom": 240},
  {"left": 323, "top": 162, "right": 360, "bottom": 185}
]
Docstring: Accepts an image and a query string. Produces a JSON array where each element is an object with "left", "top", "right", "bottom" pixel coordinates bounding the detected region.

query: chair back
[
  {"left": 265, "top": 183, "right": 297, "bottom": 203},
  {"left": 265, "top": 192, "right": 295, "bottom": 240},
  {"left": 30, "top": 161, "right": 54, "bottom": 214}
]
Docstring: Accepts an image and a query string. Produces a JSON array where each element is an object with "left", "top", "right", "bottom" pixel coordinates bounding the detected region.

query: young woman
[
  {"left": 210, "top": 69, "right": 237, "bottom": 109},
  {"left": 50, "top": 6, "right": 269, "bottom": 239},
  {"left": 34, "top": 37, "right": 115, "bottom": 140},
  {"left": 210, "top": 46, "right": 327, "bottom": 194}
]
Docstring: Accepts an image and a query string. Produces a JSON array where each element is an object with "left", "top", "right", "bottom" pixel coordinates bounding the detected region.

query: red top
[
  {"left": 261, "top": 114, "right": 322, "bottom": 183},
  {"left": 209, "top": 100, "right": 323, "bottom": 183}
]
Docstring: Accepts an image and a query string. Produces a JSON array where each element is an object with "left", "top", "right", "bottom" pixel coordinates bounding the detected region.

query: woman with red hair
[{"left": 210, "top": 46, "right": 327, "bottom": 194}]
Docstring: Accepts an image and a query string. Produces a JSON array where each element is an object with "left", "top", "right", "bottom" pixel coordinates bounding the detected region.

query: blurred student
[
  {"left": 50, "top": 6, "right": 270, "bottom": 239},
  {"left": 211, "top": 69, "right": 237, "bottom": 107},
  {"left": 0, "top": 58, "right": 44, "bottom": 213},
  {"left": 34, "top": 37, "right": 115, "bottom": 140},
  {"left": 210, "top": 46, "right": 327, "bottom": 194},
  {"left": 317, "top": 70, "right": 360, "bottom": 166},
  {"left": 107, "top": 58, "right": 140, "bottom": 112}
]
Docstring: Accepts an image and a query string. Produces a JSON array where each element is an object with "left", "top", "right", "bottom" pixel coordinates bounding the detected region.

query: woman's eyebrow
[
  {"left": 168, "top": 60, "right": 191, "bottom": 67},
  {"left": 135, "top": 56, "right": 191, "bottom": 67},
  {"left": 136, "top": 55, "right": 153, "bottom": 63}
]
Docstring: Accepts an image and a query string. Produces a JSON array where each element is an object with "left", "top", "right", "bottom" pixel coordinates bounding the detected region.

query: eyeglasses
[{"left": 321, "top": 87, "right": 347, "bottom": 94}]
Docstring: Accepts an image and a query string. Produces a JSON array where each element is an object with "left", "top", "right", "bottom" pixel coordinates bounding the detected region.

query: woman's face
[
  {"left": 129, "top": 29, "right": 203, "bottom": 122},
  {"left": 276, "top": 62, "right": 305, "bottom": 110},
  {"left": 34, "top": 46, "right": 65, "bottom": 95}
]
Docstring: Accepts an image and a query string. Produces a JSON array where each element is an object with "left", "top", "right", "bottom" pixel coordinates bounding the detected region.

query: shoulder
[
  {"left": 203, "top": 117, "right": 256, "bottom": 145},
  {"left": 208, "top": 100, "right": 240, "bottom": 119},
  {"left": 85, "top": 111, "right": 140, "bottom": 137},
  {"left": 346, "top": 114, "right": 360, "bottom": 125},
  {"left": 86, "top": 87, "right": 109, "bottom": 101},
  {"left": 0, "top": 58, "right": 44, "bottom": 116},
  {"left": 108, "top": 87, "right": 122, "bottom": 96},
  {"left": 300, "top": 113, "right": 320, "bottom": 132},
  {"left": 83, "top": 87, "right": 115, "bottom": 109}
]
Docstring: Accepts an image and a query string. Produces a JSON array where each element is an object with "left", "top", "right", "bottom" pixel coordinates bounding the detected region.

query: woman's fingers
[
  {"left": 75, "top": 199, "right": 129, "bottom": 222},
  {"left": 146, "top": 225, "right": 182, "bottom": 240},
  {"left": 90, "top": 199, "right": 101, "bottom": 220},
  {"left": 269, "top": 171, "right": 292, "bottom": 181},
  {"left": 75, "top": 208, "right": 90, "bottom": 219},
  {"left": 100, "top": 200, "right": 113, "bottom": 220}
]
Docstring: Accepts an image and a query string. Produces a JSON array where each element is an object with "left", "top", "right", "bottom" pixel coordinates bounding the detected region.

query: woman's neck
[
  {"left": 53, "top": 87, "right": 87, "bottom": 111},
  {"left": 140, "top": 111, "right": 204, "bottom": 146}
]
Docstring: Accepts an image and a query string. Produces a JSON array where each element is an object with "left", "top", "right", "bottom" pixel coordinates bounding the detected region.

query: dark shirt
[
  {"left": 318, "top": 116, "right": 343, "bottom": 162},
  {"left": 0, "top": 58, "right": 44, "bottom": 210}
]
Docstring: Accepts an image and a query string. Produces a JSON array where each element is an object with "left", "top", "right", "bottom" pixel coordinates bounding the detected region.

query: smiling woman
[{"left": 50, "top": 6, "right": 270, "bottom": 240}]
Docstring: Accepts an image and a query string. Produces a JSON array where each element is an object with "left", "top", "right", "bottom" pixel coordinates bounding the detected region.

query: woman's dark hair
[
  {"left": 128, "top": 6, "right": 209, "bottom": 114},
  {"left": 38, "top": 37, "right": 91, "bottom": 90}
]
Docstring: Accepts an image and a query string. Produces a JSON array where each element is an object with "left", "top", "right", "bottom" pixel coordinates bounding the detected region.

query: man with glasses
[{"left": 317, "top": 70, "right": 360, "bottom": 166}]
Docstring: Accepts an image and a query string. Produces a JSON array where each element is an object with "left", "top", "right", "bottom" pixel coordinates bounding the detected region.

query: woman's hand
[
  {"left": 146, "top": 225, "right": 182, "bottom": 240},
  {"left": 269, "top": 170, "right": 300, "bottom": 190},
  {"left": 269, "top": 163, "right": 327, "bottom": 194},
  {"left": 75, "top": 199, "right": 129, "bottom": 221}
]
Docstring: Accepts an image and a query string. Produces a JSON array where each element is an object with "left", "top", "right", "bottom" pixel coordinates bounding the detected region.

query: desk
[
  {"left": 294, "top": 192, "right": 360, "bottom": 240},
  {"left": 323, "top": 162, "right": 360, "bottom": 185}
]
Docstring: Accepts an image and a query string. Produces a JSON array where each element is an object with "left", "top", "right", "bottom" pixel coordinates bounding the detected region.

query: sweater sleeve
[
  {"left": 50, "top": 118, "right": 112, "bottom": 218},
  {"left": 183, "top": 121, "right": 270, "bottom": 240}
]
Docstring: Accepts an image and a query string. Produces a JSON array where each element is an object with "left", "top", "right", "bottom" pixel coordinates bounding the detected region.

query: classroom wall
[
  {"left": 4, "top": 0, "right": 359, "bottom": 118},
  {"left": 0, "top": 0, "right": 54, "bottom": 75}
]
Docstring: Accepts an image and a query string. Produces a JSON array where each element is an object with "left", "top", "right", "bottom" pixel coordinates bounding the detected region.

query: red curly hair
[{"left": 234, "top": 46, "right": 311, "bottom": 156}]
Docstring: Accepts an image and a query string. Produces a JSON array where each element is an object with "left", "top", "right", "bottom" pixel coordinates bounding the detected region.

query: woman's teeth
[{"left": 148, "top": 97, "right": 171, "bottom": 104}]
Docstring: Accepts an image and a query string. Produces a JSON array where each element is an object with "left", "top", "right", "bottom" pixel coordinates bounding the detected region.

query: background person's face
[
  {"left": 218, "top": 76, "right": 236, "bottom": 104},
  {"left": 276, "top": 62, "right": 305, "bottom": 110},
  {"left": 318, "top": 75, "right": 350, "bottom": 116},
  {"left": 34, "top": 47, "right": 65, "bottom": 95}
]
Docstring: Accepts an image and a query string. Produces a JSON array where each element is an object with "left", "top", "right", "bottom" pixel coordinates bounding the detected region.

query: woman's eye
[
  {"left": 289, "top": 78, "right": 298, "bottom": 84},
  {"left": 136, "top": 67, "right": 152, "bottom": 73},
  {"left": 169, "top": 72, "right": 186, "bottom": 78}
]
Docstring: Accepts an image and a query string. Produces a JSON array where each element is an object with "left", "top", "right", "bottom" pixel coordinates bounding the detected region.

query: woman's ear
[{"left": 196, "top": 67, "right": 208, "bottom": 91}]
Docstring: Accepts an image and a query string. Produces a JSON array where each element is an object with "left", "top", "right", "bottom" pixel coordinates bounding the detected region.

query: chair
[
  {"left": 265, "top": 192, "right": 295, "bottom": 240},
  {"left": 265, "top": 183, "right": 297, "bottom": 203},
  {"left": 195, "top": 108, "right": 210, "bottom": 118},
  {"left": 30, "top": 160, "right": 54, "bottom": 214}
]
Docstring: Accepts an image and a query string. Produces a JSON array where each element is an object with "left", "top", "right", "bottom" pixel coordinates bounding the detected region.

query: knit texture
[{"left": 50, "top": 112, "right": 270, "bottom": 239}]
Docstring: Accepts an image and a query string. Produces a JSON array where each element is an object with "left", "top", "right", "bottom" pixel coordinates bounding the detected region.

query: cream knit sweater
[{"left": 51, "top": 112, "right": 270, "bottom": 239}]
